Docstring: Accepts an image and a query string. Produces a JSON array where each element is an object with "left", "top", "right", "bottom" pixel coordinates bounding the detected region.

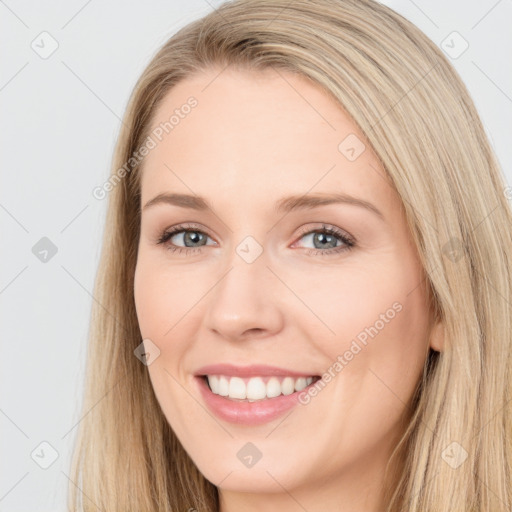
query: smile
[
  {"left": 204, "top": 374, "right": 317, "bottom": 401},
  {"left": 193, "top": 364, "right": 322, "bottom": 425}
]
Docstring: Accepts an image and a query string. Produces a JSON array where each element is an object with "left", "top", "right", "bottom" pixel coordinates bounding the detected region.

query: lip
[
  {"left": 194, "top": 363, "right": 317, "bottom": 378},
  {"left": 194, "top": 364, "right": 320, "bottom": 426}
]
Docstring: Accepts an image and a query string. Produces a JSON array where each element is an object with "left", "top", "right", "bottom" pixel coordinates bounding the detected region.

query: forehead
[{"left": 139, "top": 67, "right": 396, "bottom": 216}]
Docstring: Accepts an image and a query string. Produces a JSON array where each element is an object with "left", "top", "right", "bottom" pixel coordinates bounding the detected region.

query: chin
[{"left": 200, "top": 465, "right": 298, "bottom": 493}]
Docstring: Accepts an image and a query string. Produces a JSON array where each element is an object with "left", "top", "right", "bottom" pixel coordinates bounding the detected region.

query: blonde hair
[{"left": 68, "top": 0, "right": 512, "bottom": 510}]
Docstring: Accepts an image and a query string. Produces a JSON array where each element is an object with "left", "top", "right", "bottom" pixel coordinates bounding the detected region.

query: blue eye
[
  {"left": 294, "top": 224, "right": 355, "bottom": 256},
  {"left": 156, "top": 223, "right": 215, "bottom": 255},
  {"left": 156, "top": 222, "right": 355, "bottom": 256}
]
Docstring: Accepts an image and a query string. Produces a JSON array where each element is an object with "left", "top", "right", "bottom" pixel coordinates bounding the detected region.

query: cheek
[
  {"left": 365, "top": 290, "right": 431, "bottom": 399},
  {"left": 134, "top": 253, "right": 197, "bottom": 340},
  {"left": 133, "top": 264, "right": 165, "bottom": 339},
  {"left": 309, "top": 271, "right": 430, "bottom": 463},
  {"left": 134, "top": 257, "right": 197, "bottom": 438},
  {"left": 311, "top": 253, "right": 430, "bottom": 394},
  {"left": 288, "top": 257, "right": 423, "bottom": 346},
  {"left": 329, "top": 258, "right": 431, "bottom": 407}
]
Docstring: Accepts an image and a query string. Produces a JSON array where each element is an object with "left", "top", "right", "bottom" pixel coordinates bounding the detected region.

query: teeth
[
  {"left": 266, "top": 377, "right": 281, "bottom": 398},
  {"left": 281, "top": 377, "right": 295, "bottom": 395},
  {"left": 206, "top": 374, "right": 316, "bottom": 401},
  {"left": 295, "top": 377, "right": 307, "bottom": 391},
  {"left": 208, "top": 375, "right": 219, "bottom": 394},
  {"left": 229, "top": 377, "right": 246, "bottom": 399},
  {"left": 246, "top": 377, "right": 266, "bottom": 400},
  {"left": 218, "top": 376, "right": 229, "bottom": 396}
]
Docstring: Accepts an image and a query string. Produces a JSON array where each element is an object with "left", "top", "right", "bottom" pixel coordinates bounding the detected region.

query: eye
[
  {"left": 156, "top": 222, "right": 356, "bottom": 256},
  {"left": 156, "top": 223, "right": 216, "bottom": 255},
  {"left": 293, "top": 223, "right": 355, "bottom": 256}
]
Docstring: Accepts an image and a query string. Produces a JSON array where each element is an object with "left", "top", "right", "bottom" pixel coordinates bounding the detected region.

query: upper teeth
[{"left": 206, "top": 375, "right": 314, "bottom": 401}]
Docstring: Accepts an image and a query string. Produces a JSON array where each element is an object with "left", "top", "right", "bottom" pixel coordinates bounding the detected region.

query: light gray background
[{"left": 1, "top": 1, "right": 511, "bottom": 510}]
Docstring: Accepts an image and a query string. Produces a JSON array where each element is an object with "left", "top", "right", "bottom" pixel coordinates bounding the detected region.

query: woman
[{"left": 68, "top": 0, "right": 512, "bottom": 510}]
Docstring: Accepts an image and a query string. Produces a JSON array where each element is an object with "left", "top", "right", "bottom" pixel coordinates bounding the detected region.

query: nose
[{"left": 203, "top": 250, "right": 285, "bottom": 343}]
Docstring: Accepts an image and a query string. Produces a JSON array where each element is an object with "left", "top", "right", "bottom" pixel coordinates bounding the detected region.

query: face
[{"left": 134, "top": 66, "right": 443, "bottom": 507}]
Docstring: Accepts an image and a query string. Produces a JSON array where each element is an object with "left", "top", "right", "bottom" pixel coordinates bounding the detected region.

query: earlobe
[{"left": 429, "top": 321, "right": 444, "bottom": 352}]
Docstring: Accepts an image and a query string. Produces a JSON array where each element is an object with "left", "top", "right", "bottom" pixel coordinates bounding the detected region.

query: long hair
[{"left": 67, "top": 0, "right": 512, "bottom": 510}]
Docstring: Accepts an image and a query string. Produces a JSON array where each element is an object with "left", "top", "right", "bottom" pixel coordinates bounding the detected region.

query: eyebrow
[{"left": 142, "top": 192, "right": 384, "bottom": 220}]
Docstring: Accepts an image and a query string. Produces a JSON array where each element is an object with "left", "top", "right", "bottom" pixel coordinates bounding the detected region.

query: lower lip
[{"left": 195, "top": 376, "right": 309, "bottom": 426}]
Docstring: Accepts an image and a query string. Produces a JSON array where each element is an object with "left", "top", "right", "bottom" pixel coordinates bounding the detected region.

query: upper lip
[{"left": 194, "top": 363, "right": 319, "bottom": 378}]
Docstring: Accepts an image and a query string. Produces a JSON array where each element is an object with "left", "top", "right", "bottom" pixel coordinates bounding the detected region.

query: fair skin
[{"left": 134, "top": 66, "right": 444, "bottom": 512}]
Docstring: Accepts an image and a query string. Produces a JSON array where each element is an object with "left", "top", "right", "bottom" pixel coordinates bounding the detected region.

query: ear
[{"left": 429, "top": 320, "right": 444, "bottom": 352}]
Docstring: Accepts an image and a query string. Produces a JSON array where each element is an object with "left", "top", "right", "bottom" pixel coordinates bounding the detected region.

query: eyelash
[{"left": 156, "top": 222, "right": 356, "bottom": 257}]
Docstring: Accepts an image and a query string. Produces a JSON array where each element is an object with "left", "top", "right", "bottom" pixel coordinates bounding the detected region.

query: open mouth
[{"left": 201, "top": 374, "right": 321, "bottom": 402}]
